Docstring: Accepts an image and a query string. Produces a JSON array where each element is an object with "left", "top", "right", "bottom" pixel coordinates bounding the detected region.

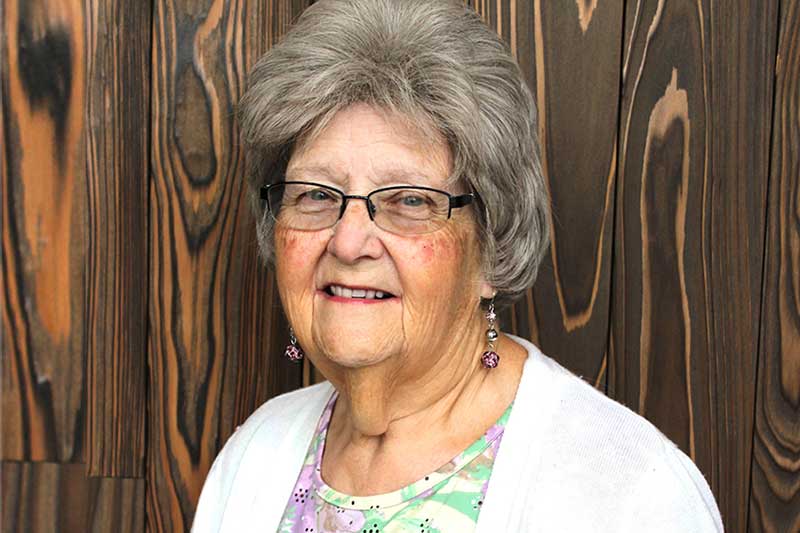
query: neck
[
  {"left": 334, "top": 318, "right": 488, "bottom": 441},
  {"left": 321, "top": 328, "right": 525, "bottom": 495}
]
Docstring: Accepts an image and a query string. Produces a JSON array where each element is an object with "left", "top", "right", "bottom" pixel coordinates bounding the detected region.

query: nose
[{"left": 326, "top": 198, "right": 383, "bottom": 263}]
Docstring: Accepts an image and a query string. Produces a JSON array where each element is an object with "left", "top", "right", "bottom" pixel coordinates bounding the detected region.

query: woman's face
[{"left": 274, "top": 104, "right": 492, "bottom": 376}]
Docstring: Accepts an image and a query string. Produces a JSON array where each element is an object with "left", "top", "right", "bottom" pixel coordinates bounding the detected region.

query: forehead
[{"left": 287, "top": 104, "right": 454, "bottom": 188}]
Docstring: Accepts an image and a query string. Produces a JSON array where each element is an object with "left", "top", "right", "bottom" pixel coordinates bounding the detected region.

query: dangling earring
[
  {"left": 481, "top": 299, "right": 500, "bottom": 369},
  {"left": 284, "top": 327, "right": 304, "bottom": 362}
]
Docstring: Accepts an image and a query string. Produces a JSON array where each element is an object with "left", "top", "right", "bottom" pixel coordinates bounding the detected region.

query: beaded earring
[
  {"left": 284, "top": 328, "right": 304, "bottom": 362},
  {"left": 480, "top": 300, "right": 500, "bottom": 369}
]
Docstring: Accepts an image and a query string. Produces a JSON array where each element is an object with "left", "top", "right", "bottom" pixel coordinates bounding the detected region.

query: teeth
[{"left": 328, "top": 285, "right": 389, "bottom": 300}]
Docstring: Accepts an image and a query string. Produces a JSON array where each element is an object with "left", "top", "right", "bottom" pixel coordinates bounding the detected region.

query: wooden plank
[
  {"left": 1, "top": 0, "right": 87, "bottom": 462},
  {"left": 146, "top": 1, "right": 306, "bottom": 530},
  {"left": 1, "top": 461, "right": 144, "bottom": 533},
  {"left": 518, "top": 0, "right": 622, "bottom": 388},
  {"left": 84, "top": 0, "right": 151, "bottom": 478},
  {"left": 611, "top": 1, "right": 778, "bottom": 530},
  {"left": 702, "top": 3, "right": 780, "bottom": 529},
  {"left": 749, "top": 0, "right": 800, "bottom": 530}
]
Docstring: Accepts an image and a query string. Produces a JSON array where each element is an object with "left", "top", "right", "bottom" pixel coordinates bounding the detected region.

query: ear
[{"left": 479, "top": 278, "right": 495, "bottom": 300}]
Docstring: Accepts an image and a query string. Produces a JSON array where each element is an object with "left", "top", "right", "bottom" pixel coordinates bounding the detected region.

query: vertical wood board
[
  {"left": 749, "top": 0, "right": 800, "bottom": 530},
  {"left": 523, "top": 0, "right": 623, "bottom": 388},
  {"left": 1, "top": 0, "right": 88, "bottom": 463},
  {"left": 701, "top": 1, "right": 779, "bottom": 528},
  {"left": 84, "top": 0, "right": 151, "bottom": 478},
  {"left": 612, "top": 1, "right": 713, "bottom": 459}
]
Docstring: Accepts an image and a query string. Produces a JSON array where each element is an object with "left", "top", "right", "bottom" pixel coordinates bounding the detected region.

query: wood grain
[
  {"left": 749, "top": 0, "right": 800, "bottom": 530},
  {"left": 1, "top": 461, "right": 144, "bottom": 533},
  {"left": 146, "top": 1, "right": 306, "bottom": 529},
  {"left": 702, "top": 2, "right": 780, "bottom": 528},
  {"left": 611, "top": 1, "right": 778, "bottom": 530},
  {"left": 84, "top": 0, "right": 151, "bottom": 478},
  {"left": 611, "top": 2, "right": 711, "bottom": 463},
  {"left": 523, "top": 0, "right": 622, "bottom": 388},
  {"left": 1, "top": 0, "right": 87, "bottom": 462}
]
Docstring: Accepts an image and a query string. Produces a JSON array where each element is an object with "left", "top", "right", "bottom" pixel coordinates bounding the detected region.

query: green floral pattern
[{"left": 278, "top": 393, "right": 512, "bottom": 532}]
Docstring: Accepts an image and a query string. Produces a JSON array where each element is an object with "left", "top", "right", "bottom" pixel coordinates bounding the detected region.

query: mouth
[{"left": 321, "top": 284, "right": 397, "bottom": 302}]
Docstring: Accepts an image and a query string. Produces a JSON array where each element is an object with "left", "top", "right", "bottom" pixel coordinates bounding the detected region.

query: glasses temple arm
[{"left": 450, "top": 193, "right": 474, "bottom": 208}]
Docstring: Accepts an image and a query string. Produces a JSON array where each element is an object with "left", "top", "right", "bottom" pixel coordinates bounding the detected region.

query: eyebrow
[
  {"left": 285, "top": 165, "right": 338, "bottom": 181},
  {"left": 286, "top": 165, "right": 437, "bottom": 187}
]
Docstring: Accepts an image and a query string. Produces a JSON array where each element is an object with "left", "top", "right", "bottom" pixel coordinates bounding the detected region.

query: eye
[
  {"left": 288, "top": 185, "right": 339, "bottom": 213},
  {"left": 387, "top": 191, "right": 432, "bottom": 208},
  {"left": 303, "top": 188, "right": 336, "bottom": 202},
  {"left": 399, "top": 193, "right": 426, "bottom": 207}
]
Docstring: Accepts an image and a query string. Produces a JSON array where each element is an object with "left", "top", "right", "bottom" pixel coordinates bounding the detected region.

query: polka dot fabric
[{"left": 277, "top": 393, "right": 512, "bottom": 533}]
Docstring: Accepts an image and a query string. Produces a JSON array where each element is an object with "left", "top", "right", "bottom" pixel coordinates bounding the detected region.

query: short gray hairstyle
[{"left": 238, "top": 0, "right": 550, "bottom": 306}]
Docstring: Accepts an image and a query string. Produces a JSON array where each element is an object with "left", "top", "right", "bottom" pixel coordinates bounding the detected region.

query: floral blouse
[{"left": 277, "top": 392, "right": 513, "bottom": 533}]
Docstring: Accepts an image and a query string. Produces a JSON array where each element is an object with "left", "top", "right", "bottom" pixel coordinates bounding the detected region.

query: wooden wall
[{"left": 1, "top": 0, "right": 797, "bottom": 531}]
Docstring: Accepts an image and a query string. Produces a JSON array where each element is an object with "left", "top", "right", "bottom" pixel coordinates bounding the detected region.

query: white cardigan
[{"left": 193, "top": 336, "right": 723, "bottom": 532}]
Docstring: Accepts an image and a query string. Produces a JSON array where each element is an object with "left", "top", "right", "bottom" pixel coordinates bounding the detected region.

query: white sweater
[{"left": 193, "top": 336, "right": 724, "bottom": 532}]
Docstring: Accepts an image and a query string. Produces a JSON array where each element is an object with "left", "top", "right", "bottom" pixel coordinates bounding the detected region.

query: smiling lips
[{"left": 322, "top": 284, "right": 397, "bottom": 302}]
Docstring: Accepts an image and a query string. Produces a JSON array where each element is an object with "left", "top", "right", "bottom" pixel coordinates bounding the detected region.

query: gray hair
[{"left": 238, "top": 0, "right": 550, "bottom": 306}]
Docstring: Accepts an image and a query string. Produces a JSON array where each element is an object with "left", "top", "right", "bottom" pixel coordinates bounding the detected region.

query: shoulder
[
  {"left": 237, "top": 380, "right": 334, "bottom": 439},
  {"left": 192, "top": 381, "right": 334, "bottom": 532},
  {"left": 505, "top": 336, "right": 723, "bottom": 531},
  {"left": 512, "top": 335, "right": 672, "bottom": 459},
  {"left": 216, "top": 380, "right": 334, "bottom": 462},
  {"left": 622, "top": 439, "right": 724, "bottom": 531}
]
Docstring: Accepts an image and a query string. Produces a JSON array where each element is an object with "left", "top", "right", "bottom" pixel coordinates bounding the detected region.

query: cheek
[
  {"left": 402, "top": 233, "right": 471, "bottom": 293},
  {"left": 398, "top": 232, "right": 481, "bottom": 321},
  {"left": 411, "top": 234, "right": 458, "bottom": 266},
  {"left": 275, "top": 229, "right": 321, "bottom": 271},
  {"left": 274, "top": 230, "right": 328, "bottom": 303},
  {"left": 274, "top": 229, "right": 326, "bottom": 317},
  {"left": 417, "top": 242, "right": 435, "bottom": 264}
]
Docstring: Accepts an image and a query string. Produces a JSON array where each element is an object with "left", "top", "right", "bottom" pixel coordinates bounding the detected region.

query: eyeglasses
[{"left": 260, "top": 181, "right": 474, "bottom": 235}]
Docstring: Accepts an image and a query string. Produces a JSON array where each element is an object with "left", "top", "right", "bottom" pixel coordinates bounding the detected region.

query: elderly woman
[{"left": 194, "top": 1, "right": 723, "bottom": 531}]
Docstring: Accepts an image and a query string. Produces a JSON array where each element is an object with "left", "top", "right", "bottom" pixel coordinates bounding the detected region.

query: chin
[
  {"left": 311, "top": 333, "right": 398, "bottom": 370},
  {"left": 310, "top": 320, "right": 400, "bottom": 364},
  {"left": 325, "top": 355, "right": 379, "bottom": 370}
]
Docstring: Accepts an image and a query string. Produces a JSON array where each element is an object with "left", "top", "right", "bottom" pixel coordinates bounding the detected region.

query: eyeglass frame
[{"left": 259, "top": 180, "right": 475, "bottom": 233}]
